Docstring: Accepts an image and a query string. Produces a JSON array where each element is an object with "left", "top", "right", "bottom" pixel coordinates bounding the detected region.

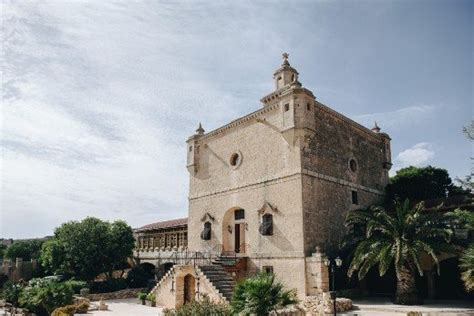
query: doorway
[
  {"left": 183, "top": 274, "right": 195, "bottom": 304},
  {"left": 235, "top": 224, "right": 241, "bottom": 253}
]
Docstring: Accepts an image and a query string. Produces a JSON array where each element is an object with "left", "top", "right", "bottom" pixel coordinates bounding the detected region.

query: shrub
[
  {"left": 90, "top": 278, "right": 127, "bottom": 293},
  {"left": 164, "top": 295, "right": 231, "bottom": 316},
  {"left": 137, "top": 291, "right": 148, "bottom": 301},
  {"left": 64, "top": 280, "right": 87, "bottom": 294},
  {"left": 79, "top": 287, "right": 90, "bottom": 296},
  {"left": 231, "top": 273, "right": 297, "bottom": 316},
  {"left": 126, "top": 265, "right": 152, "bottom": 288},
  {"left": 2, "top": 281, "right": 24, "bottom": 306},
  {"left": 146, "top": 292, "right": 155, "bottom": 301},
  {"left": 18, "top": 278, "right": 74, "bottom": 315},
  {"left": 0, "top": 273, "right": 8, "bottom": 288}
]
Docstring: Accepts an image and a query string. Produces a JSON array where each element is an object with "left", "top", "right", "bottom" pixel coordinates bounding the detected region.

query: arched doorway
[
  {"left": 183, "top": 274, "right": 195, "bottom": 304},
  {"left": 222, "top": 208, "right": 246, "bottom": 254}
]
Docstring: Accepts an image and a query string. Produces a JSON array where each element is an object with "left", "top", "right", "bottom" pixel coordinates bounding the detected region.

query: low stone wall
[
  {"left": 300, "top": 294, "right": 352, "bottom": 315},
  {"left": 88, "top": 288, "right": 145, "bottom": 301}
]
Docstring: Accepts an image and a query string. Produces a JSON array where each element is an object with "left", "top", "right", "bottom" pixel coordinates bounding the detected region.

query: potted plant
[
  {"left": 137, "top": 292, "right": 147, "bottom": 305},
  {"left": 146, "top": 292, "right": 156, "bottom": 307}
]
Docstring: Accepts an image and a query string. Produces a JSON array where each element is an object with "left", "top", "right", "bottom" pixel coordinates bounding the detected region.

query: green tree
[
  {"left": 40, "top": 217, "right": 134, "bottom": 281},
  {"left": 345, "top": 200, "right": 455, "bottom": 305},
  {"left": 0, "top": 244, "right": 7, "bottom": 259},
  {"left": 4, "top": 240, "right": 44, "bottom": 261},
  {"left": 386, "top": 166, "right": 467, "bottom": 203},
  {"left": 231, "top": 272, "right": 297, "bottom": 316}
]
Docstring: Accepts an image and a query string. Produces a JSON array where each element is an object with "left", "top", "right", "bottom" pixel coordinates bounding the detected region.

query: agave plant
[
  {"left": 345, "top": 199, "right": 455, "bottom": 305},
  {"left": 231, "top": 272, "right": 297, "bottom": 316}
]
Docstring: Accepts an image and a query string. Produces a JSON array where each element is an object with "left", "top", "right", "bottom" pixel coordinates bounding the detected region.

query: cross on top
[{"left": 282, "top": 52, "right": 289, "bottom": 61}]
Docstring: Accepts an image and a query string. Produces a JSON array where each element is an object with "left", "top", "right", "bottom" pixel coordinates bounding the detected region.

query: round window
[
  {"left": 229, "top": 151, "right": 242, "bottom": 169},
  {"left": 230, "top": 153, "right": 239, "bottom": 166},
  {"left": 349, "top": 159, "right": 357, "bottom": 172}
]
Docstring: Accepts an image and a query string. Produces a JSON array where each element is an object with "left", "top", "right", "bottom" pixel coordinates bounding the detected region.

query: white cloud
[
  {"left": 391, "top": 142, "right": 435, "bottom": 175},
  {"left": 0, "top": 1, "right": 290, "bottom": 238},
  {"left": 352, "top": 104, "right": 437, "bottom": 130}
]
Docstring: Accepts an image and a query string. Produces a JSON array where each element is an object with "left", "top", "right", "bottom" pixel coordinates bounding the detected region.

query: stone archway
[
  {"left": 222, "top": 207, "right": 246, "bottom": 254},
  {"left": 183, "top": 274, "right": 196, "bottom": 304}
]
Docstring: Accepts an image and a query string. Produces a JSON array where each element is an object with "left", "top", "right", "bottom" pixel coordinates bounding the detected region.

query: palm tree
[
  {"left": 455, "top": 208, "right": 474, "bottom": 292},
  {"left": 345, "top": 199, "right": 454, "bottom": 305},
  {"left": 231, "top": 272, "right": 297, "bottom": 316},
  {"left": 460, "top": 244, "right": 474, "bottom": 292}
]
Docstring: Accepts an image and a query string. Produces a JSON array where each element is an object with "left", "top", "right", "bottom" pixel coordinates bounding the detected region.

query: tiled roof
[{"left": 134, "top": 217, "right": 188, "bottom": 232}]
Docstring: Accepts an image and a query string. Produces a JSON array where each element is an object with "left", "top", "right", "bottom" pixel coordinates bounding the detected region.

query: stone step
[{"left": 199, "top": 264, "right": 236, "bottom": 303}]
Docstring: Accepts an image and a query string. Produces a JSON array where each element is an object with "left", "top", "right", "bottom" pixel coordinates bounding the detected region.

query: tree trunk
[{"left": 395, "top": 266, "right": 421, "bottom": 305}]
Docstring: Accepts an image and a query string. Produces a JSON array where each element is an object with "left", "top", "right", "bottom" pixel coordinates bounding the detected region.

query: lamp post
[{"left": 324, "top": 256, "right": 343, "bottom": 316}]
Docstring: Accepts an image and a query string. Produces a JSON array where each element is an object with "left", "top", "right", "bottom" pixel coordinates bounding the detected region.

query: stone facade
[
  {"left": 186, "top": 54, "right": 391, "bottom": 298},
  {"left": 154, "top": 265, "right": 225, "bottom": 309},
  {"left": 0, "top": 258, "right": 37, "bottom": 282}
]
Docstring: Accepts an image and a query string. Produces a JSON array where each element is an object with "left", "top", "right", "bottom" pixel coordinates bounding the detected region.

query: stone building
[
  {"left": 184, "top": 53, "right": 392, "bottom": 298},
  {"left": 143, "top": 54, "right": 393, "bottom": 308}
]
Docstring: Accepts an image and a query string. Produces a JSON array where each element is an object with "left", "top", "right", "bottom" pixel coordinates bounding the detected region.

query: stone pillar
[
  {"left": 305, "top": 246, "right": 329, "bottom": 295},
  {"left": 31, "top": 259, "right": 37, "bottom": 270},
  {"left": 15, "top": 257, "right": 23, "bottom": 269}
]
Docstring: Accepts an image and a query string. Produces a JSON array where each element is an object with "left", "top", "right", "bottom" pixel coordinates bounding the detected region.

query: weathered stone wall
[
  {"left": 301, "top": 102, "right": 389, "bottom": 253},
  {"left": 302, "top": 175, "right": 384, "bottom": 253},
  {"left": 304, "top": 102, "right": 389, "bottom": 190},
  {"left": 154, "top": 265, "right": 224, "bottom": 309},
  {"left": 0, "top": 258, "right": 37, "bottom": 282},
  {"left": 188, "top": 175, "right": 304, "bottom": 257}
]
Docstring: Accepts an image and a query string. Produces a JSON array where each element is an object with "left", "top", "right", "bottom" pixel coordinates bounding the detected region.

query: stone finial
[
  {"left": 195, "top": 123, "right": 205, "bottom": 135},
  {"left": 371, "top": 121, "right": 381, "bottom": 133},
  {"left": 282, "top": 52, "right": 290, "bottom": 66}
]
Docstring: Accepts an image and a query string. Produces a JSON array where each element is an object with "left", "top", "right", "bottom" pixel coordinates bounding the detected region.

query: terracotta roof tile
[{"left": 134, "top": 217, "right": 188, "bottom": 232}]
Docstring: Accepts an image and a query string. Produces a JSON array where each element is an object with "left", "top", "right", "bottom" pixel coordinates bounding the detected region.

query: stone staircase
[
  {"left": 212, "top": 254, "right": 240, "bottom": 267},
  {"left": 150, "top": 265, "right": 175, "bottom": 295},
  {"left": 198, "top": 265, "right": 236, "bottom": 302}
]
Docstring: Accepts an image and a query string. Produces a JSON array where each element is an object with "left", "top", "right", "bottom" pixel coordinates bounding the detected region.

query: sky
[{"left": 1, "top": 0, "right": 472, "bottom": 239}]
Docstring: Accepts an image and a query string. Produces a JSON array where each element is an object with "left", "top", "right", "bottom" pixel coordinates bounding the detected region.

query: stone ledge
[{"left": 88, "top": 288, "right": 145, "bottom": 301}]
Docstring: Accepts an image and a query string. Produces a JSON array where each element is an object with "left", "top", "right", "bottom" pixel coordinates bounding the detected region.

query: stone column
[{"left": 305, "top": 246, "right": 329, "bottom": 296}]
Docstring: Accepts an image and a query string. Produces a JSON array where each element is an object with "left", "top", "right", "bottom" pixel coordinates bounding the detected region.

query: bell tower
[
  {"left": 273, "top": 52, "right": 301, "bottom": 90},
  {"left": 260, "top": 53, "right": 316, "bottom": 147}
]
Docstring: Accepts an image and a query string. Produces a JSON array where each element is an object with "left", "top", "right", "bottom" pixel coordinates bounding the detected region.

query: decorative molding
[
  {"left": 257, "top": 202, "right": 279, "bottom": 215},
  {"left": 198, "top": 103, "right": 280, "bottom": 142},
  {"left": 189, "top": 169, "right": 384, "bottom": 201},
  {"left": 200, "top": 212, "right": 215, "bottom": 222}
]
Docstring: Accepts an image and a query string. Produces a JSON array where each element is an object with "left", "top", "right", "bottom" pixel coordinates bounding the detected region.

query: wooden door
[{"left": 234, "top": 223, "right": 241, "bottom": 253}]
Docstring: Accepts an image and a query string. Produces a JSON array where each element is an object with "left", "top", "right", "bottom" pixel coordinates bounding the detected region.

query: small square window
[
  {"left": 262, "top": 266, "right": 273, "bottom": 274},
  {"left": 284, "top": 104, "right": 290, "bottom": 112},
  {"left": 352, "top": 191, "right": 358, "bottom": 205},
  {"left": 306, "top": 103, "right": 311, "bottom": 111}
]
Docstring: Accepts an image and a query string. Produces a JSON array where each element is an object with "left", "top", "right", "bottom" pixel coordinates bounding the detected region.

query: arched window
[
  {"left": 201, "top": 221, "right": 211, "bottom": 240},
  {"left": 259, "top": 214, "right": 273, "bottom": 236},
  {"left": 234, "top": 209, "right": 245, "bottom": 220}
]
